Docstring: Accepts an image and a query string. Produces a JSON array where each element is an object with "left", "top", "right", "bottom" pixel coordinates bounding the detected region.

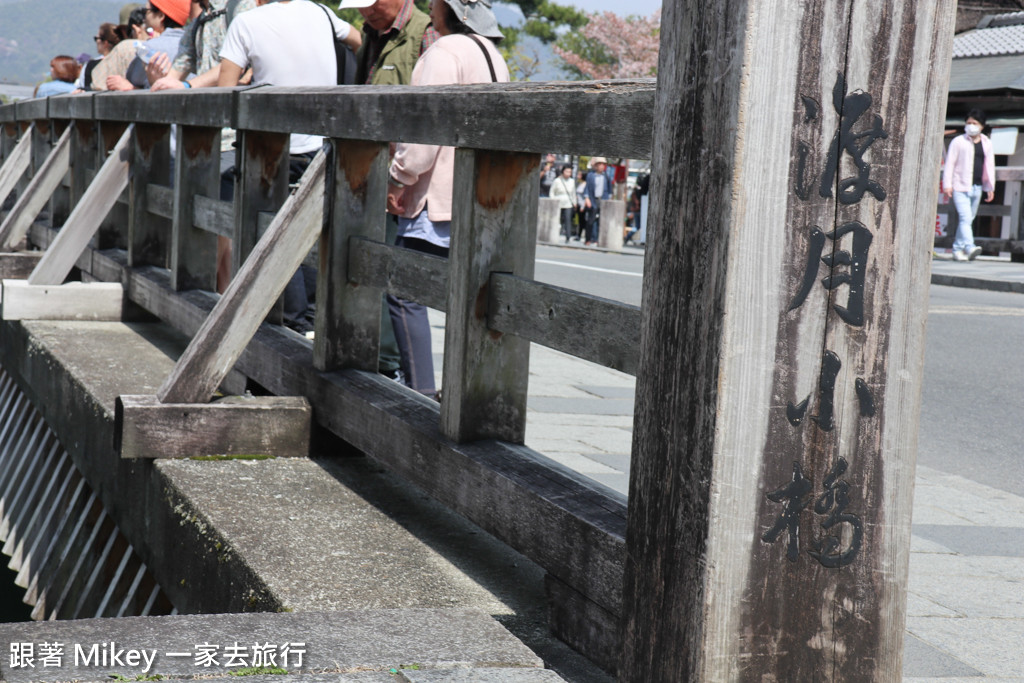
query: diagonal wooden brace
[
  {"left": 0, "top": 279, "right": 123, "bottom": 321},
  {"left": 0, "top": 126, "right": 31, "bottom": 213},
  {"left": 28, "top": 124, "right": 133, "bottom": 286},
  {"left": 0, "top": 124, "right": 72, "bottom": 251},
  {"left": 115, "top": 394, "right": 311, "bottom": 459}
]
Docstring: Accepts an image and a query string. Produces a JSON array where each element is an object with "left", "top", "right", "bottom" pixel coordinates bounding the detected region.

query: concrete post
[
  {"left": 537, "top": 197, "right": 561, "bottom": 243},
  {"left": 598, "top": 199, "right": 625, "bottom": 250}
]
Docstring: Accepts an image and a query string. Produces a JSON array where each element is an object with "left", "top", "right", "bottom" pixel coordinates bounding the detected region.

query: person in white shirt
[
  {"left": 219, "top": 0, "right": 361, "bottom": 154},
  {"left": 217, "top": 0, "right": 361, "bottom": 329}
]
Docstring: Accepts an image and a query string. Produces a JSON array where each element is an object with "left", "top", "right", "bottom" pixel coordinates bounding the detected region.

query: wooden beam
[
  {"left": 0, "top": 125, "right": 72, "bottom": 251},
  {"left": 0, "top": 126, "right": 31, "bottom": 214},
  {"left": 619, "top": 1, "right": 957, "bottom": 680},
  {"left": 487, "top": 273, "right": 641, "bottom": 375},
  {"left": 1, "top": 280, "right": 123, "bottom": 321},
  {"left": 314, "top": 139, "right": 389, "bottom": 372},
  {"left": 128, "top": 124, "right": 172, "bottom": 269},
  {"left": 233, "top": 130, "right": 289, "bottom": 279},
  {"left": 441, "top": 148, "right": 538, "bottom": 444},
  {"left": 234, "top": 81, "right": 656, "bottom": 158},
  {"left": 28, "top": 125, "right": 132, "bottom": 286},
  {"left": 346, "top": 236, "right": 448, "bottom": 312},
  {"left": 171, "top": 126, "right": 220, "bottom": 292},
  {"left": 115, "top": 394, "right": 311, "bottom": 459},
  {"left": 49, "top": 119, "right": 72, "bottom": 226},
  {"left": 0, "top": 252, "right": 43, "bottom": 279},
  {"left": 157, "top": 148, "right": 327, "bottom": 404}
]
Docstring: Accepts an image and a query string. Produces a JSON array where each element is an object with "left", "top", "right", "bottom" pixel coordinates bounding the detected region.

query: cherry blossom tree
[{"left": 554, "top": 10, "right": 661, "bottom": 80}]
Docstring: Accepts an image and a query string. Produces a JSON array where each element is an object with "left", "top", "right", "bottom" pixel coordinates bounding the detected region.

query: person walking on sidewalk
[
  {"left": 550, "top": 164, "right": 576, "bottom": 242},
  {"left": 943, "top": 108, "right": 995, "bottom": 262}
]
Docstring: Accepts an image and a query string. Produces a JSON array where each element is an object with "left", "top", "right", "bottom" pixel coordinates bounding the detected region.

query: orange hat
[{"left": 151, "top": 0, "right": 190, "bottom": 26}]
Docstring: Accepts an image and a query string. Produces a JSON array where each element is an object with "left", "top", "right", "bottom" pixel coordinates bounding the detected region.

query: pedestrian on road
[
  {"left": 943, "top": 108, "right": 995, "bottom": 262},
  {"left": 550, "top": 164, "right": 576, "bottom": 242},
  {"left": 584, "top": 156, "right": 613, "bottom": 245}
]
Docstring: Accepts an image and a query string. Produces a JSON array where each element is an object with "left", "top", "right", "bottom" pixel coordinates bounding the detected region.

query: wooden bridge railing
[{"left": 0, "top": 81, "right": 654, "bottom": 673}]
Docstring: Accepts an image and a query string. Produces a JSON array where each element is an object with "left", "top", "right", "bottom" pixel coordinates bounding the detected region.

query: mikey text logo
[{"left": 76, "top": 643, "right": 158, "bottom": 674}]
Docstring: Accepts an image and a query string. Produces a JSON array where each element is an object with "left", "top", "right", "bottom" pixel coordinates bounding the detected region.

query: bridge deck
[{"left": 0, "top": 318, "right": 607, "bottom": 680}]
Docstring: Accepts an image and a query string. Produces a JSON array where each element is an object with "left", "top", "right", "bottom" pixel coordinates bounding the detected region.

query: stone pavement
[{"left": 425, "top": 252, "right": 1024, "bottom": 680}]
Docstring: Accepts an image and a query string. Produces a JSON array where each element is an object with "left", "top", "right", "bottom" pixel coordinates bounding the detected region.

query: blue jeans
[{"left": 952, "top": 185, "right": 982, "bottom": 253}]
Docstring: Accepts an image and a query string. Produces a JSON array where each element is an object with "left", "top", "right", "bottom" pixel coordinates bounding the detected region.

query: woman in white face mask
[{"left": 942, "top": 108, "right": 995, "bottom": 261}]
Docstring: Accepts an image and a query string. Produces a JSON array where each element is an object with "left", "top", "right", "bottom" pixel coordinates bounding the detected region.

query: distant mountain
[{"left": 0, "top": 0, "right": 123, "bottom": 86}]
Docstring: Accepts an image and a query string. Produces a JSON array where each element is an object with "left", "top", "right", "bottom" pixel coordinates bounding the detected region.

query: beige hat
[
  {"left": 338, "top": 0, "right": 375, "bottom": 7},
  {"left": 589, "top": 157, "right": 608, "bottom": 167}
]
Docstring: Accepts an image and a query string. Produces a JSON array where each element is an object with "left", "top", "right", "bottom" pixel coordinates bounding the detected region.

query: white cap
[{"left": 338, "top": 0, "right": 375, "bottom": 7}]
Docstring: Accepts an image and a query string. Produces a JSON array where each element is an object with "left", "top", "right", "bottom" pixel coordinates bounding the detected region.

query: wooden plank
[
  {"left": 313, "top": 139, "right": 389, "bottom": 372},
  {"left": 235, "top": 81, "right": 655, "bottom": 158},
  {"left": 146, "top": 183, "right": 173, "bottom": 220},
  {"left": 191, "top": 194, "right": 233, "bottom": 239},
  {"left": 93, "top": 89, "right": 234, "bottom": 129},
  {"left": 115, "top": 394, "right": 311, "bottom": 459},
  {"left": 128, "top": 124, "right": 172, "bottom": 268},
  {"left": 441, "top": 148, "right": 538, "bottom": 444},
  {"left": 347, "top": 236, "right": 448, "bottom": 312},
  {"left": 545, "top": 574, "right": 620, "bottom": 675},
  {"left": 619, "top": 1, "right": 957, "bottom": 680},
  {"left": 1, "top": 280, "right": 123, "bottom": 320},
  {"left": 0, "top": 125, "right": 72, "bottom": 251},
  {"left": 0, "top": 127, "right": 31, "bottom": 214},
  {"left": 487, "top": 273, "right": 640, "bottom": 375},
  {"left": 97, "top": 122, "right": 130, "bottom": 250},
  {"left": 171, "top": 127, "right": 221, "bottom": 292},
  {"left": 157, "top": 149, "right": 328, "bottom": 404},
  {"left": 0, "top": 252, "right": 43, "bottom": 279},
  {"left": 28, "top": 125, "right": 132, "bottom": 286}
]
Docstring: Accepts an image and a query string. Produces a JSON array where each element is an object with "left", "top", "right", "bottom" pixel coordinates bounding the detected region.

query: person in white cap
[
  {"left": 583, "top": 156, "right": 614, "bottom": 245},
  {"left": 382, "top": 0, "right": 508, "bottom": 399}
]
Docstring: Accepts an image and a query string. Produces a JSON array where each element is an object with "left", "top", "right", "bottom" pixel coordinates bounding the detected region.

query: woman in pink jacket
[
  {"left": 942, "top": 108, "right": 995, "bottom": 261},
  {"left": 385, "top": 0, "right": 509, "bottom": 399}
]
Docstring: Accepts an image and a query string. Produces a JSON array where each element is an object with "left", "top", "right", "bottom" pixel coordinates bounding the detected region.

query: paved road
[{"left": 919, "top": 284, "right": 1024, "bottom": 498}]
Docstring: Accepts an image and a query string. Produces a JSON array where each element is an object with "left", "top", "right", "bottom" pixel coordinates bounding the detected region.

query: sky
[{"left": 562, "top": 0, "right": 662, "bottom": 15}]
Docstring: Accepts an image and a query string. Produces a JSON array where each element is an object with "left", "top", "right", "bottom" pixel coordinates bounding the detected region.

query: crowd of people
[
  {"left": 540, "top": 154, "right": 648, "bottom": 246},
  {"left": 28, "top": 0, "right": 511, "bottom": 402}
]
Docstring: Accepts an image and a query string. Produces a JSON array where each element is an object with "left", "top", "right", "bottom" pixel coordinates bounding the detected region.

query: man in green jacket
[
  {"left": 340, "top": 0, "right": 439, "bottom": 86},
  {"left": 340, "top": 0, "right": 440, "bottom": 381}
]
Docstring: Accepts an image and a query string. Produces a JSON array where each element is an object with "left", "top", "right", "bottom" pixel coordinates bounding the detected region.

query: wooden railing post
[
  {"left": 232, "top": 129, "right": 289, "bottom": 276},
  {"left": 441, "top": 148, "right": 538, "bottom": 444},
  {"left": 49, "top": 119, "right": 72, "bottom": 227},
  {"left": 171, "top": 126, "right": 221, "bottom": 292},
  {"left": 69, "top": 120, "right": 96, "bottom": 215},
  {"left": 128, "top": 124, "right": 172, "bottom": 269},
  {"left": 313, "top": 139, "right": 389, "bottom": 372},
  {"left": 97, "top": 121, "right": 130, "bottom": 250},
  {"left": 619, "top": 1, "right": 957, "bottom": 681}
]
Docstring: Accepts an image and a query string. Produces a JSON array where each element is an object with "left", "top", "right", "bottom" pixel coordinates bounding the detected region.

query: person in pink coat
[
  {"left": 384, "top": 0, "right": 509, "bottom": 399},
  {"left": 942, "top": 108, "right": 995, "bottom": 261}
]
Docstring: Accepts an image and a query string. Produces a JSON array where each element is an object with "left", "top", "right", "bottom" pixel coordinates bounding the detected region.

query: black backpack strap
[{"left": 468, "top": 34, "right": 498, "bottom": 83}]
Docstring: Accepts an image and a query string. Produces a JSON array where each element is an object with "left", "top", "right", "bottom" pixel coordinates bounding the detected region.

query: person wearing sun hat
[
  {"left": 106, "top": 0, "right": 189, "bottom": 90},
  {"left": 382, "top": 0, "right": 508, "bottom": 399}
]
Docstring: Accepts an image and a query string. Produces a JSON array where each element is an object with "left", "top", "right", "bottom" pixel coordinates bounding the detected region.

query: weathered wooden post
[
  {"left": 171, "top": 126, "right": 221, "bottom": 292},
  {"left": 127, "top": 124, "right": 172, "bottom": 269},
  {"left": 97, "top": 121, "right": 130, "bottom": 250},
  {"left": 620, "top": 1, "right": 956, "bottom": 680},
  {"left": 442, "top": 148, "right": 538, "bottom": 444},
  {"left": 313, "top": 139, "right": 389, "bottom": 372}
]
